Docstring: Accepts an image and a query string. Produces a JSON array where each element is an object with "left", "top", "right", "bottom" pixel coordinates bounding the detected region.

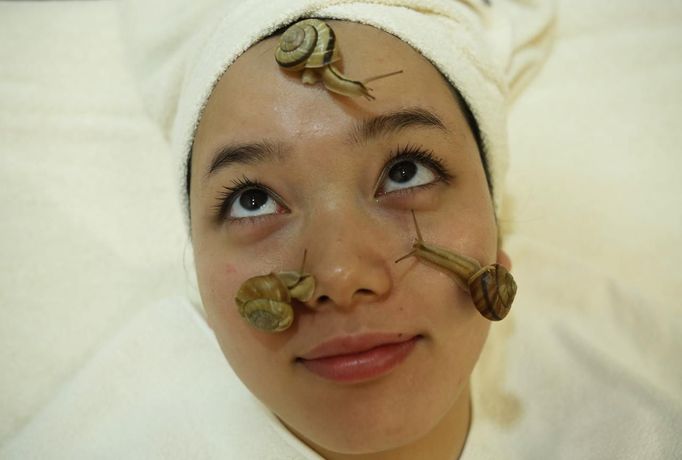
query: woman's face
[{"left": 190, "top": 21, "right": 508, "bottom": 455}]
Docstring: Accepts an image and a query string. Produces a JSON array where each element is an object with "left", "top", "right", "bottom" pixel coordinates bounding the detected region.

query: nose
[{"left": 302, "top": 211, "right": 393, "bottom": 311}]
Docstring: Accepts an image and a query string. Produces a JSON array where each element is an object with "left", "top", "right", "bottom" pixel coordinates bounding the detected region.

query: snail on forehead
[{"left": 275, "top": 18, "right": 403, "bottom": 100}]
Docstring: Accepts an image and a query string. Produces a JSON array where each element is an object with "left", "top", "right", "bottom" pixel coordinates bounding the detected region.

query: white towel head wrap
[{"left": 119, "top": 0, "right": 555, "bottom": 217}]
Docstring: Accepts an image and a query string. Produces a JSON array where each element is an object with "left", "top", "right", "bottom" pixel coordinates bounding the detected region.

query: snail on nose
[{"left": 274, "top": 18, "right": 403, "bottom": 100}]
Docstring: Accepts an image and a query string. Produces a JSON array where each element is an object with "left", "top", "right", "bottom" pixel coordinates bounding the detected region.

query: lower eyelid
[
  {"left": 227, "top": 199, "right": 288, "bottom": 224},
  {"left": 227, "top": 214, "right": 268, "bottom": 225},
  {"left": 377, "top": 179, "right": 441, "bottom": 198}
]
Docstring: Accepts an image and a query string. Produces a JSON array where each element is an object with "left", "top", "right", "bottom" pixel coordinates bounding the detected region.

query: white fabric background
[
  {"left": 0, "top": 2, "right": 191, "bottom": 444},
  {"left": 1, "top": 0, "right": 680, "bottom": 454}
]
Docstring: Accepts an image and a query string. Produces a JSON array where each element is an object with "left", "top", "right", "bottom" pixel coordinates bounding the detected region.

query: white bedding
[
  {"left": 1, "top": 236, "right": 680, "bottom": 459},
  {"left": 1, "top": 0, "right": 681, "bottom": 455}
]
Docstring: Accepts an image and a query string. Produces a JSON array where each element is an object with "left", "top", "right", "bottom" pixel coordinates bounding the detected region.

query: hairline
[{"left": 183, "top": 27, "right": 492, "bottom": 231}]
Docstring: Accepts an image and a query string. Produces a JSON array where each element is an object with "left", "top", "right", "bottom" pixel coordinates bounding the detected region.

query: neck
[{"left": 298, "top": 381, "right": 472, "bottom": 460}]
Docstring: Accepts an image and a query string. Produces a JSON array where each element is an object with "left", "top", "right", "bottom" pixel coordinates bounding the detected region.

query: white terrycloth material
[
  {"left": 119, "top": 0, "right": 557, "bottom": 212},
  {"left": 2, "top": 0, "right": 682, "bottom": 457},
  {"left": 2, "top": 236, "right": 681, "bottom": 459}
]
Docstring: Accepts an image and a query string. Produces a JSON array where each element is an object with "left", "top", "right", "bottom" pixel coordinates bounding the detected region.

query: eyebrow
[
  {"left": 348, "top": 107, "right": 448, "bottom": 144},
  {"left": 205, "top": 140, "right": 286, "bottom": 178},
  {"left": 204, "top": 107, "right": 448, "bottom": 179}
]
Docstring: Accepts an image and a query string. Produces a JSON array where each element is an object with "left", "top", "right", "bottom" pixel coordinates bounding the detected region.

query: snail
[
  {"left": 395, "top": 211, "right": 517, "bottom": 321},
  {"left": 235, "top": 251, "right": 316, "bottom": 332},
  {"left": 275, "top": 18, "right": 403, "bottom": 100}
]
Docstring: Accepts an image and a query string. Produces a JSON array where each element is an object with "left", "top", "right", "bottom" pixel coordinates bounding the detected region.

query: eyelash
[
  {"left": 213, "top": 145, "right": 454, "bottom": 222},
  {"left": 377, "top": 144, "right": 454, "bottom": 196},
  {"left": 213, "top": 176, "right": 277, "bottom": 224}
]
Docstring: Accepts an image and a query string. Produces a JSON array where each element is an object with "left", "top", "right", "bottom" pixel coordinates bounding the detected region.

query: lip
[{"left": 297, "top": 333, "right": 421, "bottom": 383}]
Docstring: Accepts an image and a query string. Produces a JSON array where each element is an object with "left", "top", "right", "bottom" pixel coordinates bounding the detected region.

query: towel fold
[{"left": 118, "top": 0, "right": 556, "bottom": 213}]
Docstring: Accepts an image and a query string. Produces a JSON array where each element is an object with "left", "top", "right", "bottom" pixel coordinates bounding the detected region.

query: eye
[
  {"left": 214, "top": 176, "right": 287, "bottom": 222},
  {"left": 230, "top": 187, "right": 280, "bottom": 218},
  {"left": 376, "top": 145, "right": 453, "bottom": 196},
  {"left": 382, "top": 160, "right": 437, "bottom": 193}
]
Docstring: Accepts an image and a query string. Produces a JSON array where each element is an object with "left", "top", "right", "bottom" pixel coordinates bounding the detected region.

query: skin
[{"left": 190, "top": 21, "right": 511, "bottom": 460}]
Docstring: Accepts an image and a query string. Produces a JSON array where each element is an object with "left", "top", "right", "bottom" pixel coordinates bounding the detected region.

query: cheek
[
  {"left": 195, "top": 251, "right": 296, "bottom": 384},
  {"left": 445, "top": 185, "right": 498, "bottom": 262},
  {"left": 416, "top": 277, "right": 490, "bottom": 410},
  {"left": 428, "top": 211, "right": 497, "bottom": 270},
  {"left": 194, "top": 245, "right": 250, "bottom": 345},
  {"left": 196, "top": 256, "right": 240, "bottom": 316},
  {"left": 196, "top": 257, "right": 245, "bottom": 352},
  {"left": 407, "top": 263, "right": 490, "bottom": 360},
  {"left": 439, "top": 313, "right": 490, "bottom": 376}
]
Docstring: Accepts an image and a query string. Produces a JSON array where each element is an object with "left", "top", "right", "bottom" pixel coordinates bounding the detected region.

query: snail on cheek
[
  {"left": 395, "top": 211, "right": 517, "bottom": 321},
  {"left": 274, "top": 18, "right": 403, "bottom": 100},
  {"left": 234, "top": 212, "right": 517, "bottom": 333},
  {"left": 235, "top": 251, "right": 316, "bottom": 332},
  {"left": 235, "top": 271, "right": 316, "bottom": 332}
]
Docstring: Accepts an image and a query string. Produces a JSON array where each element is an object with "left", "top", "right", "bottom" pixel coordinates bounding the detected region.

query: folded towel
[
  {"left": 3, "top": 2, "right": 681, "bottom": 457},
  {"left": 118, "top": 0, "right": 556, "bottom": 213}
]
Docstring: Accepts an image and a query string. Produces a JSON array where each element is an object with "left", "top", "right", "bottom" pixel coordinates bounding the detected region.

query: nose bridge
[{"left": 302, "top": 200, "right": 395, "bottom": 310}]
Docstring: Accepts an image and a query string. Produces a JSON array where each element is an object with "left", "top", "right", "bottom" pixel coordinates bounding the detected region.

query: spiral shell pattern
[
  {"left": 468, "top": 264, "right": 517, "bottom": 321},
  {"left": 275, "top": 19, "right": 338, "bottom": 71},
  {"left": 235, "top": 274, "right": 293, "bottom": 332},
  {"left": 241, "top": 299, "right": 294, "bottom": 332}
]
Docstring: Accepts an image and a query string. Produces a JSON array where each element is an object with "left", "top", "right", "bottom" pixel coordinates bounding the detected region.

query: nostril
[{"left": 314, "top": 289, "right": 377, "bottom": 308}]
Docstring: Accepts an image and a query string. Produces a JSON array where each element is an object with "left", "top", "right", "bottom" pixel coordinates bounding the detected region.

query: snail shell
[
  {"left": 275, "top": 18, "right": 402, "bottom": 100},
  {"left": 235, "top": 273, "right": 294, "bottom": 332},
  {"left": 275, "top": 19, "right": 339, "bottom": 71},
  {"left": 234, "top": 268, "right": 317, "bottom": 332},
  {"left": 468, "top": 264, "right": 517, "bottom": 321}
]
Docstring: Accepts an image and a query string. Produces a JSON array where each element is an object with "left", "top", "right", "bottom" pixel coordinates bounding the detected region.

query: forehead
[{"left": 193, "top": 21, "right": 467, "bottom": 162}]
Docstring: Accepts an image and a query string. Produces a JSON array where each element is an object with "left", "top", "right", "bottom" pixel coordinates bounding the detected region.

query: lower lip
[{"left": 299, "top": 336, "right": 420, "bottom": 383}]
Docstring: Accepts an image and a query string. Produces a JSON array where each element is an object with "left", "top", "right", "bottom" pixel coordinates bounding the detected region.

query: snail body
[
  {"left": 395, "top": 211, "right": 517, "bottom": 321},
  {"left": 320, "top": 65, "right": 373, "bottom": 100},
  {"left": 275, "top": 18, "right": 402, "bottom": 100},
  {"left": 235, "top": 254, "right": 316, "bottom": 332}
]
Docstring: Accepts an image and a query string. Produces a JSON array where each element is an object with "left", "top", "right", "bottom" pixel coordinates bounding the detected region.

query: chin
[
  {"left": 287, "top": 410, "right": 431, "bottom": 455},
  {"left": 283, "top": 375, "right": 469, "bottom": 456}
]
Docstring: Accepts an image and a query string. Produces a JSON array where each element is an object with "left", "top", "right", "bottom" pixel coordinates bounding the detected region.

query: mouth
[{"left": 296, "top": 333, "right": 422, "bottom": 383}]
